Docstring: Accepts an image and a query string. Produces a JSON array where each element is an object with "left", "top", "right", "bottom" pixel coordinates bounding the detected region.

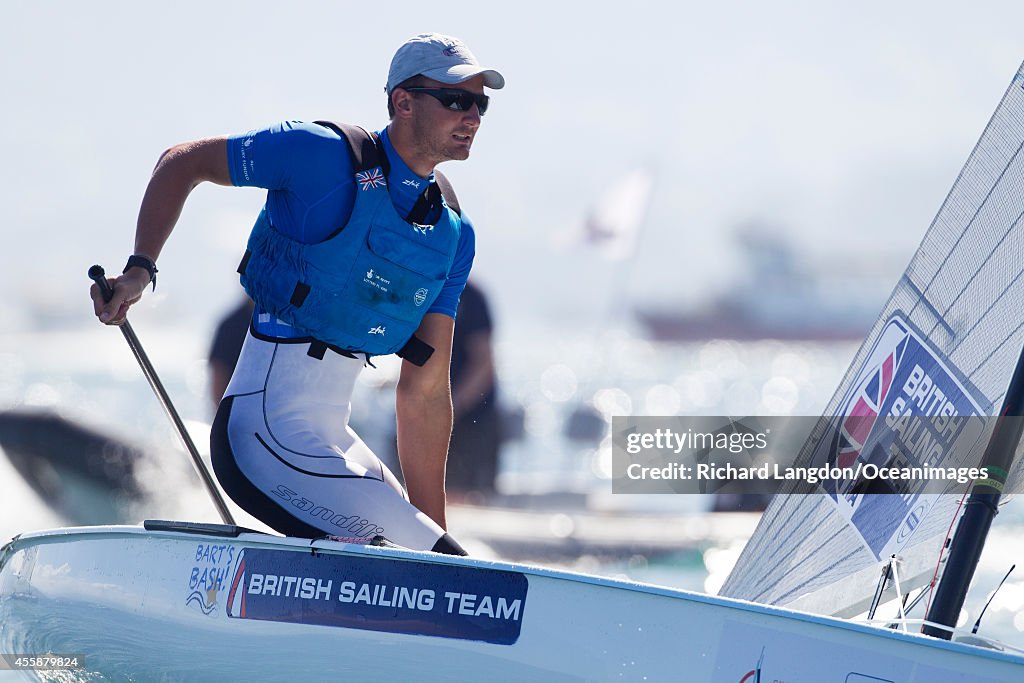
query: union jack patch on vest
[{"left": 356, "top": 168, "right": 386, "bottom": 191}]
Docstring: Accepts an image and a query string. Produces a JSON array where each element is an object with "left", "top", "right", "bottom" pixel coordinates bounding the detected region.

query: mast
[{"left": 923, "top": 343, "right": 1024, "bottom": 639}]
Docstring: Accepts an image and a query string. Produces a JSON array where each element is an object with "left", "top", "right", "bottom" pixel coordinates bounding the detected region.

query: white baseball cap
[{"left": 386, "top": 33, "right": 505, "bottom": 93}]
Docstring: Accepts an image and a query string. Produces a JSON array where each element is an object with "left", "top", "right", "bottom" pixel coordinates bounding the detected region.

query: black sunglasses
[{"left": 403, "top": 87, "right": 490, "bottom": 115}]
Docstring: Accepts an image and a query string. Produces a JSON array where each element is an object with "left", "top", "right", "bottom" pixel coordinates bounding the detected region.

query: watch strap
[{"left": 123, "top": 254, "right": 158, "bottom": 290}]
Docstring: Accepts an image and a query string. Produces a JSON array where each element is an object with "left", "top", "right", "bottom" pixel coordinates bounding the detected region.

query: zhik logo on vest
[{"left": 369, "top": 326, "right": 386, "bottom": 336}]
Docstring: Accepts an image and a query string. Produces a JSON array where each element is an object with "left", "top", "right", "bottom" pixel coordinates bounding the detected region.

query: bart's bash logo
[{"left": 185, "top": 543, "right": 237, "bottom": 615}]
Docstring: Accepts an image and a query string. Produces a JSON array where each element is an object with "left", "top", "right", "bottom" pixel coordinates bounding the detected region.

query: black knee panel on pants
[
  {"left": 211, "top": 395, "right": 325, "bottom": 539},
  {"left": 431, "top": 532, "right": 469, "bottom": 556}
]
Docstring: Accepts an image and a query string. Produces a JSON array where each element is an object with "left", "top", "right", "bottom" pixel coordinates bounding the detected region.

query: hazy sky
[{"left": 4, "top": 1, "right": 1024, "bottom": 334}]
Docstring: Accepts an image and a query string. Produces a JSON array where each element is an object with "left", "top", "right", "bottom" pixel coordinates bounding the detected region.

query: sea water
[{"left": 1, "top": 320, "right": 1023, "bottom": 665}]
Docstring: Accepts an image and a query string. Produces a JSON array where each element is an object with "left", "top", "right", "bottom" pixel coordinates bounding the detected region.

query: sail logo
[
  {"left": 826, "top": 316, "right": 985, "bottom": 498},
  {"left": 897, "top": 503, "right": 926, "bottom": 543},
  {"left": 821, "top": 313, "right": 987, "bottom": 558}
]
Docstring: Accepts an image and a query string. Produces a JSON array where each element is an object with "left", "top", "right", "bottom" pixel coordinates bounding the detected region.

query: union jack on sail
[{"left": 835, "top": 336, "right": 908, "bottom": 469}]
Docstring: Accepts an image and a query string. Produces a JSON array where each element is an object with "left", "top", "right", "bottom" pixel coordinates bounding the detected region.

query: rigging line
[
  {"left": 886, "top": 586, "right": 931, "bottom": 629},
  {"left": 890, "top": 556, "right": 908, "bottom": 632},
  {"left": 867, "top": 559, "right": 893, "bottom": 620},
  {"left": 920, "top": 490, "right": 969, "bottom": 633}
]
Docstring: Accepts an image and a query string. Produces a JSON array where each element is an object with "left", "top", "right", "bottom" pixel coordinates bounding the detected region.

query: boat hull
[{"left": 1, "top": 523, "right": 1022, "bottom": 681}]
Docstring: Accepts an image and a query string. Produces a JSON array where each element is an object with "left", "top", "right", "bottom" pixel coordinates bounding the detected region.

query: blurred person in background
[
  {"left": 446, "top": 279, "right": 502, "bottom": 502},
  {"left": 207, "top": 296, "right": 254, "bottom": 409}
]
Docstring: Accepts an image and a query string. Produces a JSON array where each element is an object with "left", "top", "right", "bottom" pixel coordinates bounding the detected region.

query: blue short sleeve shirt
[{"left": 227, "top": 121, "right": 475, "bottom": 338}]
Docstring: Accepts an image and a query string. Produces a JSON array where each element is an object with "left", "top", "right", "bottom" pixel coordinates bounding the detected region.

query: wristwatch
[{"left": 123, "top": 254, "right": 158, "bottom": 290}]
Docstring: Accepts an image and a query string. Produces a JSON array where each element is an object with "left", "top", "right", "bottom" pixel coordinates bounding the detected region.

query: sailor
[{"left": 90, "top": 33, "right": 504, "bottom": 555}]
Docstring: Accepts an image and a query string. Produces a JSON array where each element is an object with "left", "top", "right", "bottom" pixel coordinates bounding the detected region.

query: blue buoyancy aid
[{"left": 238, "top": 124, "right": 462, "bottom": 358}]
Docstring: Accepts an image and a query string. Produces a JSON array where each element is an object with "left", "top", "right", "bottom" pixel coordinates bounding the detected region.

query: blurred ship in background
[{"left": 635, "top": 227, "right": 894, "bottom": 342}]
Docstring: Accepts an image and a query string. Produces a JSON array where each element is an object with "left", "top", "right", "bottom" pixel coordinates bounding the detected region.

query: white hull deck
[{"left": 1, "top": 522, "right": 1023, "bottom": 681}]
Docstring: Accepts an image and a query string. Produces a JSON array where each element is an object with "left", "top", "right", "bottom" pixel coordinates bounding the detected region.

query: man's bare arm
[
  {"left": 92, "top": 137, "right": 232, "bottom": 324},
  {"left": 395, "top": 313, "right": 456, "bottom": 529}
]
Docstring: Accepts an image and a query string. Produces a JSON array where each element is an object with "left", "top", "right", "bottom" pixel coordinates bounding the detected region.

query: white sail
[
  {"left": 581, "top": 168, "right": 654, "bottom": 261},
  {"left": 721, "top": 62, "right": 1024, "bottom": 617}
]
